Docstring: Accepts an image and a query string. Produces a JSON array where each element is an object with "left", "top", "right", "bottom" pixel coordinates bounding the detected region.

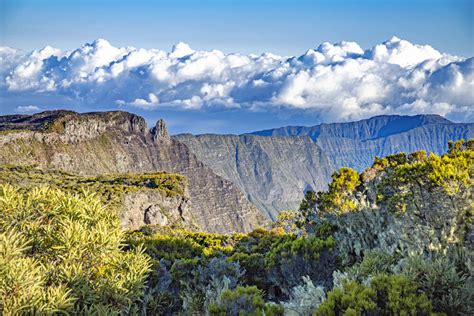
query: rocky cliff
[
  {"left": 251, "top": 114, "right": 474, "bottom": 171},
  {"left": 0, "top": 111, "right": 266, "bottom": 233},
  {"left": 174, "top": 134, "right": 333, "bottom": 219}
]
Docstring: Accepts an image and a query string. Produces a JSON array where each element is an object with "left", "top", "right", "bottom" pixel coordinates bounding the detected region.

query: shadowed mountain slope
[{"left": 174, "top": 134, "right": 333, "bottom": 219}]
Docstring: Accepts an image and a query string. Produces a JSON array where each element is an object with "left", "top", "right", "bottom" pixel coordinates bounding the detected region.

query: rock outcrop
[
  {"left": 0, "top": 111, "right": 266, "bottom": 233},
  {"left": 151, "top": 119, "right": 171, "bottom": 142},
  {"left": 174, "top": 134, "right": 333, "bottom": 219},
  {"left": 122, "top": 190, "right": 192, "bottom": 230}
]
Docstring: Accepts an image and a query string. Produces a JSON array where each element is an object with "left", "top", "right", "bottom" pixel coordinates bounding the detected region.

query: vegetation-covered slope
[
  {"left": 0, "top": 165, "right": 195, "bottom": 230},
  {"left": 0, "top": 139, "right": 472, "bottom": 315}
]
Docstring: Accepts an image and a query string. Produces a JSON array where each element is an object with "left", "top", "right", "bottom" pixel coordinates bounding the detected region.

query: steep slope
[
  {"left": 251, "top": 114, "right": 474, "bottom": 170},
  {"left": 174, "top": 134, "right": 333, "bottom": 219},
  {"left": 0, "top": 110, "right": 266, "bottom": 233}
]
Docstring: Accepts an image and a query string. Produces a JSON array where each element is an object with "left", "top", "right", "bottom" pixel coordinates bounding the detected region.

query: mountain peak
[{"left": 152, "top": 118, "right": 170, "bottom": 142}]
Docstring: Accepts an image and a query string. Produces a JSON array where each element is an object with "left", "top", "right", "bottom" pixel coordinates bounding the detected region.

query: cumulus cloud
[{"left": 0, "top": 36, "right": 472, "bottom": 122}]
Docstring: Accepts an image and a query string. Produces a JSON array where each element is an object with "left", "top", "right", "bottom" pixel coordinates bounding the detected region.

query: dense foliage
[
  {"left": 0, "top": 139, "right": 472, "bottom": 315},
  {"left": 0, "top": 185, "right": 150, "bottom": 314},
  {"left": 124, "top": 226, "right": 335, "bottom": 314},
  {"left": 299, "top": 139, "right": 473, "bottom": 315}
]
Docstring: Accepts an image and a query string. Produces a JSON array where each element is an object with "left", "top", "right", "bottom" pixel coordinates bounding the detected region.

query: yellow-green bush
[
  {"left": 315, "top": 274, "right": 432, "bottom": 315},
  {"left": 0, "top": 184, "right": 150, "bottom": 314},
  {"left": 316, "top": 167, "right": 360, "bottom": 215}
]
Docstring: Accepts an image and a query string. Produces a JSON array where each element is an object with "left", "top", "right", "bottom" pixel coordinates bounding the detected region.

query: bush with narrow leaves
[{"left": 0, "top": 184, "right": 150, "bottom": 314}]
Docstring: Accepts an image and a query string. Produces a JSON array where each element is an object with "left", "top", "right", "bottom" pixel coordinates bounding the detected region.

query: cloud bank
[{"left": 1, "top": 37, "right": 473, "bottom": 122}]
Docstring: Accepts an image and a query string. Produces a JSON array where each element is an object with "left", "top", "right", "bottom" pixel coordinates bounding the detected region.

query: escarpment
[
  {"left": 0, "top": 110, "right": 266, "bottom": 233},
  {"left": 174, "top": 134, "right": 333, "bottom": 219}
]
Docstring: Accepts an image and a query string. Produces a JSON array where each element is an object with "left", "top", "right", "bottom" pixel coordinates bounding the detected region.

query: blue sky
[
  {"left": 0, "top": 0, "right": 473, "bottom": 134},
  {"left": 1, "top": 0, "right": 472, "bottom": 56}
]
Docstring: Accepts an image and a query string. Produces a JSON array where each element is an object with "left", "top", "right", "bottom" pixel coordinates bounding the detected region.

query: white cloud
[
  {"left": 15, "top": 105, "right": 41, "bottom": 113},
  {"left": 365, "top": 36, "right": 445, "bottom": 68},
  {"left": 0, "top": 37, "right": 472, "bottom": 122},
  {"left": 127, "top": 93, "right": 159, "bottom": 108}
]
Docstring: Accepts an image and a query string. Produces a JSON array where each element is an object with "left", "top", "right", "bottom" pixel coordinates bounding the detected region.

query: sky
[{"left": 0, "top": 0, "right": 473, "bottom": 134}]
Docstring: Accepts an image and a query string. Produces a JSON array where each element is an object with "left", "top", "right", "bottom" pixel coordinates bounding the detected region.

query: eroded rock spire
[{"left": 152, "top": 118, "right": 170, "bottom": 142}]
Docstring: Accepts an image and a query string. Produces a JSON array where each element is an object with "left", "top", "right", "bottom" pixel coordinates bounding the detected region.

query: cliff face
[
  {"left": 251, "top": 115, "right": 474, "bottom": 171},
  {"left": 121, "top": 190, "right": 192, "bottom": 230},
  {"left": 0, "top": 111, "right": 266, "bottom": 233},
  {"left": 174, "top": 134, "right": 333, "bottom": 219}
]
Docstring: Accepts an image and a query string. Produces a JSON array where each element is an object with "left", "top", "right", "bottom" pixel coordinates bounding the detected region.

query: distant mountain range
[
  {"left": 0, "top": 111, "right": 472, "bottom": 226},
  {"left": 177, "top": 114, "right": 473, "bottom": 218},
  {"left": 175, "top": 134, "right": 333, "bottom": 219},
  {"left": 250, "top": 114, "right": 473, "bottom": 170}
]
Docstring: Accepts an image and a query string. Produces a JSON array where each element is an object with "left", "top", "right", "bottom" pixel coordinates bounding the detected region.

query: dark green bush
[
  {"left": 401, "top": 251, "right": 473, "bottom": 314},
  {"left": 208, "top": 286, "right": 283, "bottom": 316}
]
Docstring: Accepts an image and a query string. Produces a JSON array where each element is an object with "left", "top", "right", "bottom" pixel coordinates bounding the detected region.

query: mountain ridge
[
  {"left": 247, "top": 114, "right": 473, "bottom": 171},
  {"left": 250, "top": 114, "right": 455, "bottom": 141},
  {"left": 0, "top": 110, "right": 266, "bottom": 233}
]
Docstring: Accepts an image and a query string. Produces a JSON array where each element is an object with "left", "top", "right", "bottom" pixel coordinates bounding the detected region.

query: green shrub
[
  {"left": 316, "top": 167, "right": 360, "bottom": 215},
  {"left": 345, "top": 250, "right": 397, "bottom": 283},
  {"left": 314, "top": 279, "right": 377, "bottom": 315},
  {"left": 208, "top": 285, "right": 283, "bottom": 316},
  {"left": 315, "top": 274, "right": 432, "bottom": 315},
  {"left": 283, "top": 276, "right": 326, "bottom": 316},
  {"left": 265, "top": 235, "right": 337, "bottom": 294},
  {"left": 0, "top": 184, "right": 150, "bottom": 314},
  {"left": 400, "top": 251, "right": 473, "bottom": 314}
]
